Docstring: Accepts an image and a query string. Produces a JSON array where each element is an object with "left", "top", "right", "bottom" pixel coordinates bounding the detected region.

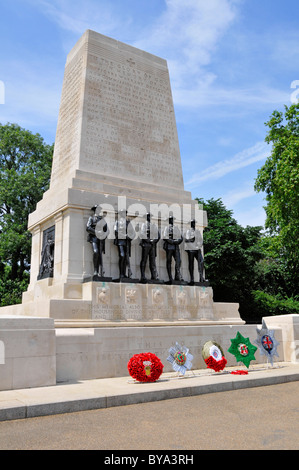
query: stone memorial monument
[
  {"left": 0, "top": 30, "right": 268, "bottom": 388},
  {"left": 8, "top": 29, "right": 230, "bottom": 323}
]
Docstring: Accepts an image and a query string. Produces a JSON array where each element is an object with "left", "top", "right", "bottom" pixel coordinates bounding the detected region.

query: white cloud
[
  {"left": 186, "top": 141, "right": 270, "bottom": 187},
  {"left": 32, "top": 0, "right": 123, "bottom": 37},
  {"left": 233, "top": 205, "right": 266, "bottom": 227},
  {"left": 233, "top": 204, "right": 266, "bottom": 228},
  {"left": 134, "top": 0, "right": 239, "bottom": 81},
  {"left": 0, "top": 58, "right": 62, "bottom": 142},
  {"left": 26, "top": 0, "right": 290, "bottom": 112},
  {"left": 131, "top": 1, "right": 290, "bottom": 110},
  {"left": 220, "top": 183, "right": 267, "bottom": 227},
  {"left": 222, "top": 185, "right": 256, "bottom": 208},
  {"left": 173, "top": 82, "right": 291, "bottom": 109}
]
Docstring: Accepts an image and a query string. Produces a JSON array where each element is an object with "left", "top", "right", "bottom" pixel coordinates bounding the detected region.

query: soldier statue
[
  {"left": 163, "top": 215, "right": 183, "bottom": 282},
  {"left": 86, "top": 205, "right": 109, "bottom": 279},
  {"left": 184, "top": 219, "right": 205, "bottom": 285},
  {"left": 114, "top": 209, "right": 135, "bottom": 279},
  {"left": 139, "top": 212, "right": 160, "bottom": 282}
]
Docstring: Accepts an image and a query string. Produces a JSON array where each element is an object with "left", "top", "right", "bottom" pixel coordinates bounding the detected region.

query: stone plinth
[
  {"left": 3, "top": 279, "right": 243, "bottom": 326},
  {"left": 55, "top": 323, "right": 285, "bottom": 382},
  {"left": 88, "top": 282, "right": 214, "bottom": 323},
  {"left": 0, "top": 317, "right": 56, "bottom": 391},
  {"left": 263, "top": 314, "right": 299, "bottom": 363}
]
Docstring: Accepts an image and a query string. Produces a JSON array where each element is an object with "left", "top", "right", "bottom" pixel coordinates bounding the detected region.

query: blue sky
[{"left": 0, "top": 0, "right": 298, "bottom": 227}]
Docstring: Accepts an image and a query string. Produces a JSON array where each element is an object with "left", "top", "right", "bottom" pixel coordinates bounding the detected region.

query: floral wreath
[
  {"left": 167, "top": 342, "right": 193, "bottom": 375},
  {"left": 127, "top": 352, "right": 164, "bottom": 382},
  {"left": 254, "top": 324, "right": 280, "bottom": 366},
  {"left": 228, "top": 331, "right": 257, "bottom": 368},
  {"left": 202, "top": 341, "right": 227, "bottom": 372}
]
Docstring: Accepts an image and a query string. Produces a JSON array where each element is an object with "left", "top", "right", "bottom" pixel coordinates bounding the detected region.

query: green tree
[
  {"left": 254, "top": 103, "right": 299, "bottom": 292},
  {"left": 251, "top": 232, "right": 299, "bottom": 317},
  {"left": 251, "top": 290, "right": 299, "bottom": 317},
  {"left": 0, "top": 123, "right": 53, "bottom": 305},
  {"left": 196, "top": 198, "right": 264, "bottom": 323}
]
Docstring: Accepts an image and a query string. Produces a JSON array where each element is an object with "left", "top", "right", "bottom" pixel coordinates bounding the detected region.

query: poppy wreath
[
  {"left": 202, "top": 341, "right": 227, "bottom": 372},
  {"left": 127, "top": 352, "right": 164, "bottom": 382}
]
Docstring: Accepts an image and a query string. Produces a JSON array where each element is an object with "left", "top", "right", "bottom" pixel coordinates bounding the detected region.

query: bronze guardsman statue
[
  {"left": 139, "top": 212, "right": 160, "bottom": 283},
  {"left": 163, "top": 215, "right": 184, "bottom": 283},
  {"left": 114, "top": 209, "right": 135, "bottom": 279},
  {"left": 86, "top": 205, "right": 109, "bottom": 279},
  {"left": 184, "top": 219, "right": 205, "bottom": 285}
]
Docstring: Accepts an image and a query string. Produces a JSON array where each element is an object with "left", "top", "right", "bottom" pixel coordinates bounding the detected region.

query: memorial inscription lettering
[
  {"left": 82, "top": 43, "right": 183, "bottom": 187},
  {"left": 51, "top": 54, "right": 84, "bottom": 185}
]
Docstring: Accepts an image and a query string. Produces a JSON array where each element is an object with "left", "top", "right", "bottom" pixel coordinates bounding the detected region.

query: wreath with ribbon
[
  {"left": 127, "top": 352, "right": 164, "bottom": 382},
  {"left": 202, "top": 341, "right": 227, "bottom": 372}
]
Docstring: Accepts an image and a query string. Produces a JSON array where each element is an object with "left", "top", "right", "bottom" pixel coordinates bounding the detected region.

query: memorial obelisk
[
  {"left": 49, "top": 30, "right": 187, "bottom": 197},
  {"left": 7, "top": 30, "right": 241, "bottom": 325}
]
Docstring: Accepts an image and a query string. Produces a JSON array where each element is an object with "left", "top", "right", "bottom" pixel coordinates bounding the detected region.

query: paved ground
[
  {"left": 0, "top": 381, "right": 298, "bottom": 450},
  {"left": 0, "top": 363, "right": 299, "bottom": 451}
]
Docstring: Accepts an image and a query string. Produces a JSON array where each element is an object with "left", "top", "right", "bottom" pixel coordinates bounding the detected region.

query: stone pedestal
[{"left": 1, "top": 279, "right": 243, "bottom": 326}]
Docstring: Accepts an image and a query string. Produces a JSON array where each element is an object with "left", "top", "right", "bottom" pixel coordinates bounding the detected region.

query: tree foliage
[
  {"left": 196, "top": 197, "right": 264, "bottom": 322},
  {"left": 197, "top": 105, "right": 299, "bottom": 322},
  {"left": 0, "top": 123, "right": 53, "bottom": 304},
  {"left": 254, "top": 104, "right": 299, "bottom": 291},
  {"left": 252, "top": 290, "right": 299, "bottom": 317}
]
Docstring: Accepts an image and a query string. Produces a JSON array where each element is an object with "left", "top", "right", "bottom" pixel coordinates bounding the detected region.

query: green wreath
[{"left": 228, "top": 331, "right": 257, "bottom": 368}]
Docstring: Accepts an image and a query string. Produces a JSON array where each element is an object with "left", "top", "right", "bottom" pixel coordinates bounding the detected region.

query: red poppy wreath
[
  {"left": 202, "top": 341, "right": 227, "bottom": 372},
  {"left": 127, "top": 352, "right": 164, "bottom": 382}
]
